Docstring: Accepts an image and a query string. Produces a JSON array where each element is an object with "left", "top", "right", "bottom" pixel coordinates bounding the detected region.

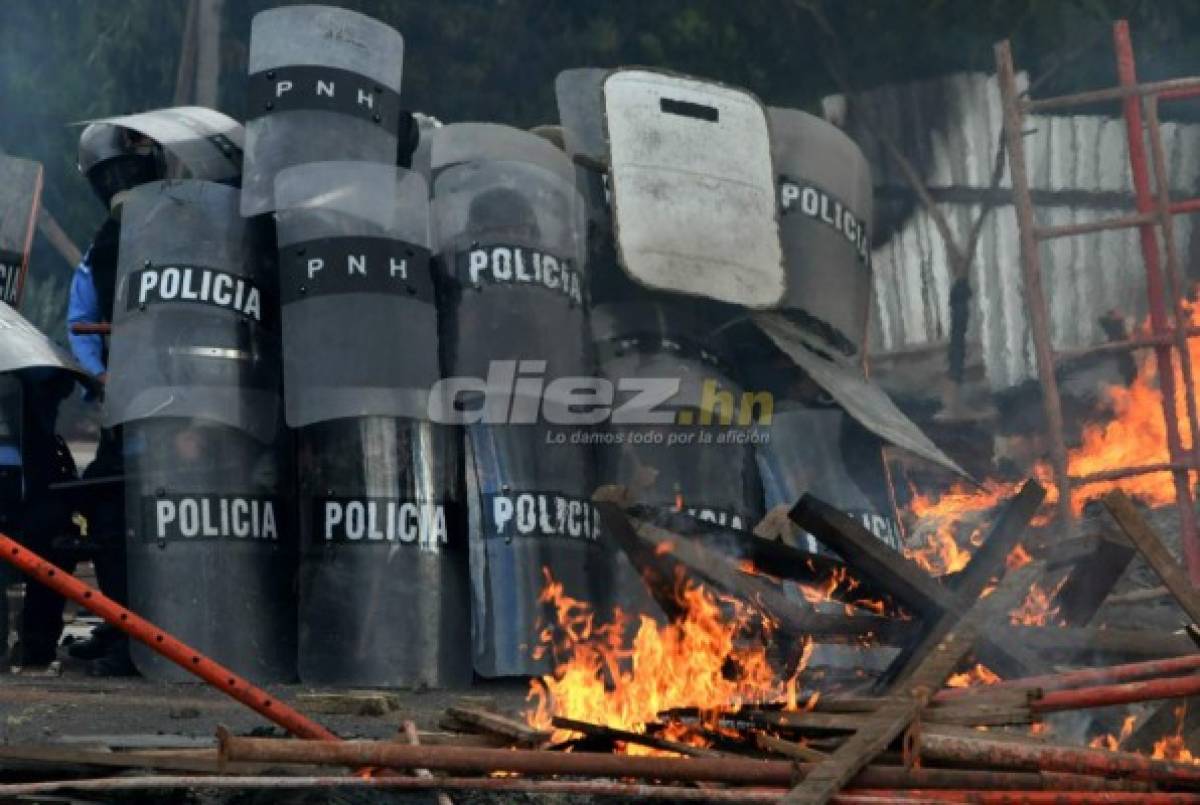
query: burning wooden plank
[
  {"left": 777, "top": 562, "right": 1044, "bottom": 805},
  {"left": 550, "top": 716, "right": 727, "bottom": 757},
  {"left": 1103, "top": 490, "right": 1200, "bottom": 625},
  {"left": 880, "top": 482, "right": 1046, "bottom": 686},
  {"left": 1051, "top": 531, "right": 1137, "bottom": 625}
]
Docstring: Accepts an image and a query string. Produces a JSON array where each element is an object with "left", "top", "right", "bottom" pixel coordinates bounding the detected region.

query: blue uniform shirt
[{"left": 67, "top": 249, "right": 106, "bottom": 379}]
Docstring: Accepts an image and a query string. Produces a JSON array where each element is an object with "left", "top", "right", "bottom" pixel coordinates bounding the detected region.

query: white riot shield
[{"left": 604, "top": 69, "right": 785, "bottom": 308}]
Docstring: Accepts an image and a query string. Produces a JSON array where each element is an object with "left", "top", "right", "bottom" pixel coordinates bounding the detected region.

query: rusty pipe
[
  {"left": 853, "top": 794, "right": 1200, "bottom": 805},
  {"left": 0, "top": 534, "right": 337, "bottom": 741},
  {"left": 1032, "top": 672, "right": 1200, "bottom": 713},
  {"left": 914, "top": 728, "right": 1200, "bottom": 786},
  {"left": 936, "top": 654, "right": 1200, "bottom": 702},
  {"left": 0, "top": 776, "right": 1184, "bottom": 803},
  {"left": 219, "top": 733, "right": 1138, "bottom": 791}
]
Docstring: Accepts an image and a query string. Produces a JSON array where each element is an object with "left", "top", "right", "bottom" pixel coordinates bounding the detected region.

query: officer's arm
[{"left": 66, "top": 261, "right": 107, "bottom": 380}]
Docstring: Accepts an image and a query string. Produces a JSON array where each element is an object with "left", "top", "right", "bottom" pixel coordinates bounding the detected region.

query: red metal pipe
[
  {"left": 851, "top": 794, "right": 1200, "bottom": 805},
  {"left": 0, "top": 533, "right": 338, "bottom": 742},
  {"left": 936, "top": 654, "right": 1200, "bottom": 701},
  {"left": 1032, "top": 671, "right": 1200, "bottom": 713},
  {"left": 1160, "top": 86, "right": 1200, "bottom": 103},
  {"left": 0, "top": 778, "right": 1186, "bottom": 803},
  {"left": 1170, "top": 198, "right": 1200, "bottom": 216},
  {"left": 1113, "top": 19, "right": 1200, "bottom": 582},
  {"left": 915, "top": 729, "right": 1200, "bottom": 787}
]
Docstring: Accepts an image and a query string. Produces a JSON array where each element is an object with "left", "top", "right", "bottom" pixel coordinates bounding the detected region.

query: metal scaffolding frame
[{"left": 995, "top": 20, "right": 1200, "bottom": 582}]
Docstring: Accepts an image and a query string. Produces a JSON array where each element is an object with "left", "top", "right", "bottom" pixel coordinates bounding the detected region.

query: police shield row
[{"left": 15, "top": 4, "right": 966, "bottom": 686}]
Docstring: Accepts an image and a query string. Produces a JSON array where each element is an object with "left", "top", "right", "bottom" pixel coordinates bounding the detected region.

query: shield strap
[
  {"left": 247, "top": 66, "right": 404, "bottom": 136},
  {"left": 279, "top": 236, "right": 434, "bottom": 306}
]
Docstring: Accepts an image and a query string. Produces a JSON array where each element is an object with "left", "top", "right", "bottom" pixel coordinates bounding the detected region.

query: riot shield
[
  {"left": 275, "top": 161, "right": 469, "bottom": 687},
  {"left": 0, "top": 156, "right": 42, "bottom": 306},
  {"left": 770, "top": 107, "right": 873, "bottom": 356},
  {"left": 431, "top": 149, "right": 587, "bottom": 381},
  {"left": 105, "top": 180, "right": 293, "bottom": 681},
  {"left": 603, "top": 69, "right": 784, "bottom": 308},
  {"left": 274, "top": 161, "right": 436, "bottom": 427},
  {"left": 756, "top": 405, "right": 903, "bottom": 554},
  {"left": 105, "top": 181, "right": 281, "bottom": 444},
  {"left": 124, "top": 417, "right": 295, "bottom": 682},
  {"left": 592, "top": 299, "right": 765, "bottom": 532},
  {"left": 754, "top": 312, "right": 967, "bottom": 478},
  {"left": 554, "top": 69, "right": 609, "bottom": 169},
  {"left": 591, "top": 299, "right": 764, "bottom": 620},
  {"left": 82, "top": 107, "right": 243, "bottom": 182},
  {"left": 0, "top": 301, "right": 92, "bottom": 384},
  {"left": 296, "top": 417, "right": 469, "bottom": 687},
  {"left": 241, "top": 5, "right": 405, "bottom": 216},
  {"left": 432, "top": 132, "right": 611, "bottom": 676}
]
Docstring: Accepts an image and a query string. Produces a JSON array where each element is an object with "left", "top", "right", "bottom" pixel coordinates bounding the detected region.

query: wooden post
[
  {"left": 1103, "top": 491, "right": 1200, "bottom": 623},
  {"left": 994, "top": 39, "right": 1074, "bottom": 529}
]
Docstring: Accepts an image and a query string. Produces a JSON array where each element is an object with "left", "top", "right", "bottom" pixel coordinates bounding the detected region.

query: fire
[
  {"left": 946, "top": 663, "right": 1000, "bottom": 688},
  {"left": 1151, "top": 705, "right": 1198, "bottom": 763},
  {"left": 904, "top": 302, "right": 1200, "bottom": 534},
  {"left": 527, "top": 568, "right": 801, "bottom": 750},
  {"left": 1006, "top": 544, "right": 1032, "bottom": 570},
  {"left": 1090, "top": 713, "right": 1138, "bottom": 751},
  {"left": 904, "top": 483, "right": 1008, "bottom": 575},
  {"left": 1009, "top": 575, "right": 1068, "bottom": 626}
]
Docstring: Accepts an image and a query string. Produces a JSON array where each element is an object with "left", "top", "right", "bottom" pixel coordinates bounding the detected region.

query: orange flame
[
  {"left": 1090, "top": 713, "right": 1138, "bottom": 751},
  {"left": 526, "top": 568, "right": 803, "bottom": 750},
  {"left": 903, "top": 304, "right": 1200, "bottom": 539},
  {"left": 946, "top": 663, "right": 1000, "bottom": 688},
  {"left": 1151, "top": 705, "right": 1198, "bottom": 763},
  {"left": 1010, "top": 575, "right": 1068, "bottom": 627}
]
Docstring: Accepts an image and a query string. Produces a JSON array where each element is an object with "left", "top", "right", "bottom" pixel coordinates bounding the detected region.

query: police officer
[
  {"left": 9, "top": 368, "right": 78, "bottom": 667},
  {"left": 63, "top": 122, "right": 164, "bottom": 675}
]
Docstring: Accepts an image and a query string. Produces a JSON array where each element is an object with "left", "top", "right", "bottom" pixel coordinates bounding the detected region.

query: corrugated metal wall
[{"left": 851, "top": 73, "right": 1200, "bottom": 390}]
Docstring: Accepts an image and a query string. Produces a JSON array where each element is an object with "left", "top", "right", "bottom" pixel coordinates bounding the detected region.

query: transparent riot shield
[
  {"left": 274, "top": 161, "right": 436, "bottom": 426},
  {"left": 592, "top": 299, "right": 765, "bottom": 532},
  {"left": 769, "top": 107, "right": 874, "bottom": 356},
  {"left": 432, "top": 136, "right": 612, "bottom": 676},
  {"left": 105, "top": 181, "right": 281, "bottom": 444},
  {"left": 591, "top": 299, "right": 765, "bottom": 621},
  {"left": 0, "top": 155, "right": 42, "bottom": 306},
  {"left": 554, "top": 69, "right": 609, "bottom": 169},
  {"left": 755, "top": 312, "right": 967, "bottom": 477},
  {"left": 296, "top": 417, "right": 469, "bottom": 687},
  {"left": 275, "top": 161, "right": 469, "bottom": 687},
  {"left": 82, "top": 107, "right": 243, "bottom": 182},
  {"left": 432, "top": 156, "right": 587, "bottom": 380},
  {"left": 105, "top": 179, "right": 293, "bottom": 682},
  {"left": 0, "top": 301, "right": 91, "bottom": 384},
  {"left": 603, "top": 69, "right": 785, "bottom": 308},
  {"left": 241, "top": 5, "right": 405, "bottom": 216},
  {"left": 756, "top": 405, "right": 903, "bottom": 554},
  {"left": 124, "top": 417, "right": 295, "bottom": 682}
]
